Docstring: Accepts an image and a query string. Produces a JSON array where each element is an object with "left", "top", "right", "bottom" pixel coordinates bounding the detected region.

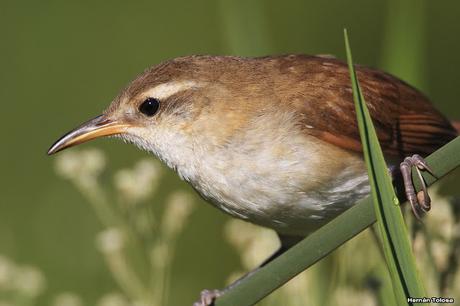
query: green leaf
[{"left": 343, "top": 29, "right": 426, "bottom": 305}]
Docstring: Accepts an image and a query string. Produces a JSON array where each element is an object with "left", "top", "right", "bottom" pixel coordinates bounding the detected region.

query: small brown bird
[{"left": 48, "top": 55, "right": 459, "bottom": 305}]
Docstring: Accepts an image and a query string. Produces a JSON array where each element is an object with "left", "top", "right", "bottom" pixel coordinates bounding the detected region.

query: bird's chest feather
[
  {"left": 174, "top": 117, "right": 371, "bottom": 235},
  {"left": 130, "top": 111, "right": 371, "bottom": 235},
  {"left": 128, "top": 116, "right": 370, "bottom": 235}
]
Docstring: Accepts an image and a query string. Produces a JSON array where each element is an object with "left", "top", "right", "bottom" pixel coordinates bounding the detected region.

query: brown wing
[{"left": 273, "top": 55, "right": 457, "bottom": 158}]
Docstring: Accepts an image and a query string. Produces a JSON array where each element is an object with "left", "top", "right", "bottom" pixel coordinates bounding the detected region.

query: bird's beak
[{"left": 47, "top": 115, "right": 129, "bottom": 155}]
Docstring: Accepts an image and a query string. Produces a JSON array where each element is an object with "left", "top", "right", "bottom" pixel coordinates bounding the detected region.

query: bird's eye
[{"left": 139, "top": 97, "right": 160, "bottom": 117}]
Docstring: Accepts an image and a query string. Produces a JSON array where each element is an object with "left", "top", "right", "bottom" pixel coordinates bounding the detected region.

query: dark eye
[{"left": 139, "top": 98, "right": 160, "bottom": 116}]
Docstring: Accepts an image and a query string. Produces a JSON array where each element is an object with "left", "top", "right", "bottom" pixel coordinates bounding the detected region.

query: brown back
[{"left": 118, "top": 55, "right": 458, "bottom": 158}]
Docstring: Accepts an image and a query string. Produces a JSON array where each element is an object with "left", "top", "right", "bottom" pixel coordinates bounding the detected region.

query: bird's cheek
[{"left": 122, "top": 126, "right": 156, "bottom": 146}]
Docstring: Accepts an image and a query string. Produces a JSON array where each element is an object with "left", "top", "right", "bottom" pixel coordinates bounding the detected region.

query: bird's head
[{"left": 48, "top": 56, "right": 260, "bottom": 173}]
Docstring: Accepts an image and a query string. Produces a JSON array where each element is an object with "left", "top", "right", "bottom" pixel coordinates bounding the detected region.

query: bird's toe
[{"left": 193, "top": 289, "right": 222, "bottom": 306}]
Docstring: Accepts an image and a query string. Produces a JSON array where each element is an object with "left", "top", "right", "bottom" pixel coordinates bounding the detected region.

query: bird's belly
[{"left": 189, "top": 135, "right": 370, "bottom": 236}]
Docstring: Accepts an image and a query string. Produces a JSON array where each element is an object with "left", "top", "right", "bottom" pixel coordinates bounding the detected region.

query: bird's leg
[
  {"left": 193, "top": 234, "right": 301, "bottom": 306},
  {"left": 399, "top": 154, "right": 435, "bottom": 219},
  {"left": 193, "top": 246, "right": 287, "bottom": 306},
  {"left": 194, "top": 289, "right": 222, "bottom": 306}
]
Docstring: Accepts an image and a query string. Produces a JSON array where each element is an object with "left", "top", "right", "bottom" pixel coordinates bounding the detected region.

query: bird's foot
[
  {"left": 193, "top": 289, "right": 223, "bottom": 306},
  {"left": 400, "top": 154, "right": 436, "bottom": 219}
]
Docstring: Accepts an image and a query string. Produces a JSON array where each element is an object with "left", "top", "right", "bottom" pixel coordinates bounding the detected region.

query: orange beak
[{"left": 47, "top": 115, "right": 129, "bottom": 155}]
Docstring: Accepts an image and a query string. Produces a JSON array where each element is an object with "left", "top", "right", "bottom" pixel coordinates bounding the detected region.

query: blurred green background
[{"left": 1, "top": 0, "right": 460, "bottom": 305}]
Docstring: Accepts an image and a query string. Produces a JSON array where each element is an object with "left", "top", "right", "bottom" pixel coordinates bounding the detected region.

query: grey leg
[
  {"left": 399, "top": 154, "right": 435, "bottom": 219},
  {"left": 193, "top": 290, "right": 223, "bottom": 306}
]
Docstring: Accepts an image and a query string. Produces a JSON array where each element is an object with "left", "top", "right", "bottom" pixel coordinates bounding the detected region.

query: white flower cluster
[
  {"left": 114, "top": 159, "right": 162, "bottom": 205},
  {"left": 224, "top": 219, "right": 279, "bottom": 269},
  {"left": 423, "top": 186, "right": 456, "bottom": 269},
  {"left": 52, "top": 292, "right": 84, "bottom": 306},
  {"left": 96, "top": 292, "right": 130, "bottom": 306},
  {"left": 412, "top": 186, "right": 460, "bottom": 297},
  {"left": 0, "top": 254, "right": 46, "bottom": 302},
  {"left": 161, "top": 191, "right": 195, "bottom": 238},
  {"left": 96, "top": 228, "right": 126, "bottom": 254},
  {"left": 150, "top": 244, "right": 168, "bottom": 269},
  {"left": 224, "top": 219, "right": 376, "bottom": 306},
  {"left": 54, "top": 149, "right": 106, "bottom": 186},
  {"left": 53, "top": 150, "right": 196, "bottom": 306}
]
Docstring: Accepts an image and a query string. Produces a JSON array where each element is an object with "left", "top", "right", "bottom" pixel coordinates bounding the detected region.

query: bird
[{"left": 47, "top": 55, "right": 459, "bottom": 306}]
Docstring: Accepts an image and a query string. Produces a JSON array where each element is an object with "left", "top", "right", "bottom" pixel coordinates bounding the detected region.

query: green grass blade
[{"left": 343, "top": 29, "right": 426, "bottom": 304}]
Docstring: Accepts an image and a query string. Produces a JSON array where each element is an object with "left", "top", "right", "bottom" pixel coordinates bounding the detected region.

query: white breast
[
  {"left": 126, "top": 112, "right": 370, "bottom": 236},
  {"left": 193, "top": 136, "right": 369, "bottom": 235}
]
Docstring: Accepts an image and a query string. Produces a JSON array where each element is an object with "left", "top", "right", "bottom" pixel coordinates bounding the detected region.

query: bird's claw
[
  {"left": 193, "top": 289, "right": 222, "bottom": 306},
  {"left": 400, "top": 154, "right": 435, "bottom": 219}
]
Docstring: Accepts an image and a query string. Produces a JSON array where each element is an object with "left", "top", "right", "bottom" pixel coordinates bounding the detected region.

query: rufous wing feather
[{"left": 281, "top": 56, "right": 458, "bottom": 158}]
